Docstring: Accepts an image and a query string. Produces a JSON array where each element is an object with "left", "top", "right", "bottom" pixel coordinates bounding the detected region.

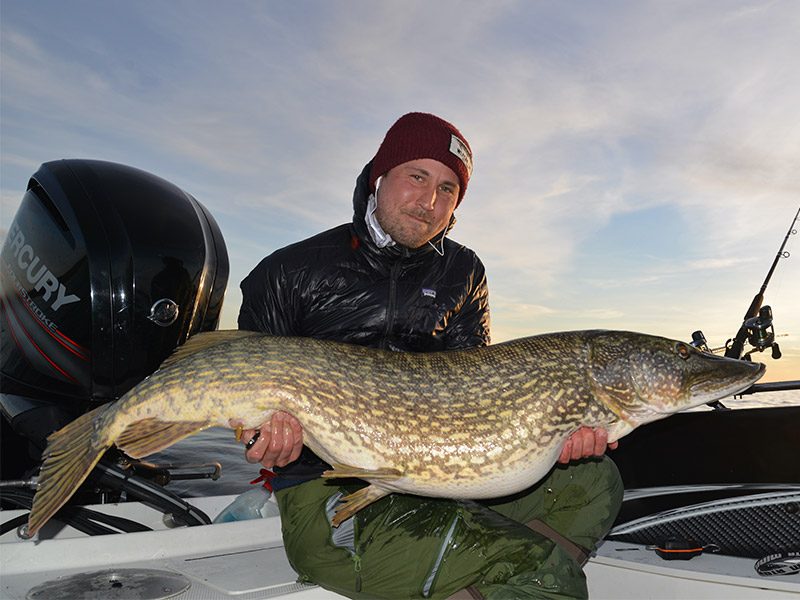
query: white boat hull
[
  {"left": 2, "top": 494, "right": 798, "bottom": 599},
  {"left": 587, "top": 541, "right": 800, "bottom": 599}
]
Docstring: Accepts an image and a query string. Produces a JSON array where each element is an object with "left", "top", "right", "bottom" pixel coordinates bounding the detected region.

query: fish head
[{"left": 587, "top": 331, "right": 765, "bottom": 428}]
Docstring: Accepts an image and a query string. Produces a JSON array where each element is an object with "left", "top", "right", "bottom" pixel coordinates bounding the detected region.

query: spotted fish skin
[{"left": 28, "top": 329, "right": 764, "bottom": 534}]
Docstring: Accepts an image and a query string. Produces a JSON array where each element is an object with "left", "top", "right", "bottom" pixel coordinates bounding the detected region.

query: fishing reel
[
  {"left": 744, "top": 305, "right": 782, "bottom": 360},
  {"left": 690, "top": 331, "right": 710, "bottom": 353}
]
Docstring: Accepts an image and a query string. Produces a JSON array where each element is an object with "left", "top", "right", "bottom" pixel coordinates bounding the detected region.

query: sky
[{"left": 1, "top": 1, "right": 798, "bottom": 384}]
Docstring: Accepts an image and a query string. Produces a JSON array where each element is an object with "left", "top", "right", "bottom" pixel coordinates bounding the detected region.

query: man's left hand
[{"left": 558, "top": 427, "right": 618, "bottom": 463}]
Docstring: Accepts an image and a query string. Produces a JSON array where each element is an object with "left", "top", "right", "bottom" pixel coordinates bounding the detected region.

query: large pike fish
[{"left": 28, "top": 329, "right": 764, "bottom": 535}]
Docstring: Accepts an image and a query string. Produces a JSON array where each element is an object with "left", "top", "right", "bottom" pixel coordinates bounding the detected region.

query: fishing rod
[
  {"left": 691, "top": 205, "right": 800, "bottom": 407},
  {"left": 723, "top": 205, "right": 799, "bottom": 362}
]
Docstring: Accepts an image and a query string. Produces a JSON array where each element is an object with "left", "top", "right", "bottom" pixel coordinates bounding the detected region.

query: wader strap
[{"left": 525, "top": 518, "right": 590, "bottom": 566}]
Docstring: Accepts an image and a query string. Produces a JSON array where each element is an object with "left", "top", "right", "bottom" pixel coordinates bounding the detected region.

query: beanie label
[{"left": 449, "top": 134, "right": 473, "bottom": 177}]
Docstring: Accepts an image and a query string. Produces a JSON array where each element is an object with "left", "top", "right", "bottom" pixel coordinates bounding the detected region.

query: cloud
[
  {"left": 2, "top": 1, "right": 799, "bottom": 380},
  {"left": 685, "top": 257, "right": 759, "bottom": 271}
]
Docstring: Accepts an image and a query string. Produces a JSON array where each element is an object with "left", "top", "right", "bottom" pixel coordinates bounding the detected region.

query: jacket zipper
[
  {"left": 382, "top": 257, "right": 404, "bottom": 349},
  {"left": 327, "top": 490, "right": 363, "bottom": 591},
  {"left": 353, "top": 515, "right": 363, "bottom": 592},
  {"left": 421, "top": 510, "right": 461, "bottom": 597}
]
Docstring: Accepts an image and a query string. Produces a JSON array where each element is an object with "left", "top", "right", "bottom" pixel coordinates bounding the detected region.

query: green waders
[{"left": 276, "top": 456, "right": 623, "bottom": 600}]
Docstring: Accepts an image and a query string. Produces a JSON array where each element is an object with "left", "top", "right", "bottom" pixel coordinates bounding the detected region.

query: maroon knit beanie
[{"left": 369, "top": 112, "right": 473, "bottom": 206}]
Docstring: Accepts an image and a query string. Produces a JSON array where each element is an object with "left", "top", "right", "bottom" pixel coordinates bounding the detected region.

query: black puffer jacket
[
  {"left": 238, "top": 161, "right": 490, "bottom": 484},
  {"left": 239, "top": 161, "right": 490, "bottom": 351}
]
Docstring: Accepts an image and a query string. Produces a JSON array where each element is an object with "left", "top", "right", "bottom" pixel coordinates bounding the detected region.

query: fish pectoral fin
[
  {"left": 322, "top": 462, "right": 403, "bottom": 480},
  {"left": 331, "top": 484, "right": 390, "bottom": 527},
  {"left": 116, "top": 418, "right": 211, "bottom": 458},
  {"left": 604, "top": 420, "right": 634, "bottom": 443}
]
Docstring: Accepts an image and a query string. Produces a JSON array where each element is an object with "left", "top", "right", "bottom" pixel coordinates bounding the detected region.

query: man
[{"left": 238, "top": 113, "right": 622, "bottom": 599}]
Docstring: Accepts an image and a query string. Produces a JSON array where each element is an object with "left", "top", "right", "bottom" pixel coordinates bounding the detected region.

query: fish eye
[{"left": 675, "top": 343, "right": 691, "bottom": 360}]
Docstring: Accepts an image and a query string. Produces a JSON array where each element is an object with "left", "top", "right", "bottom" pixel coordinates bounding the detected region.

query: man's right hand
[{"left": 242, "top": 411, "right": 303, "bottom": 469}]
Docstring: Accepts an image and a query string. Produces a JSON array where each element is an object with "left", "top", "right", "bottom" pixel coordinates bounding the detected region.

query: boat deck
[{"left": 2, "top": 495, "right": 798, "bottom": 599}]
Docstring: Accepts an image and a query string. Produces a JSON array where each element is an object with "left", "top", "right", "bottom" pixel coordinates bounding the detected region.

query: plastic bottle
[{"left": 213, "top": 470, "right": 280, "bottom": 523}]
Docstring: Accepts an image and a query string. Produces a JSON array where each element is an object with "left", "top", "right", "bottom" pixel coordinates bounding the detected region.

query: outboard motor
[{"left": 1, "top": 159, "right": 229, "bottom": 480}]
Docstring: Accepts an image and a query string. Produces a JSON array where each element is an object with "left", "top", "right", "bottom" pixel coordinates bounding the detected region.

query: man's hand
[
  {"left": 240, "top": 411, "right": 303, "bottom": 469},
  {"left": 558, "top": 426, "right": 618, "bottom": 464}
]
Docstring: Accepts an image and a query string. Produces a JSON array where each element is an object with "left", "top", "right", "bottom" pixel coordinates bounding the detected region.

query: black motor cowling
[{"left": 1, "top": 159, "right": 229, "bottom": 470}]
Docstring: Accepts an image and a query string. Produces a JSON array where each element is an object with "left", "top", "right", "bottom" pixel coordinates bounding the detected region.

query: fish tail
[{"left": 28, "top": 404, "right": 115, "bottom": 536}]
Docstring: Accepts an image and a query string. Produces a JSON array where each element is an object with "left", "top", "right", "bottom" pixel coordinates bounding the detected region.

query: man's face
[{"left": 374, "top": 158, "right": 460, "bottom": 249}]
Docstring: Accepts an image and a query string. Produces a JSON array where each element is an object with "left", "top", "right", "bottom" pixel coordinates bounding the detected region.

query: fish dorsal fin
[{"left": 159, "top": 330, "right": 262, "bottom": 370}]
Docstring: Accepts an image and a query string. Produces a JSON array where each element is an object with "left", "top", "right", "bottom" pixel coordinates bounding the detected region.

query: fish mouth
[{"left": 688, "top": 359, "right": 766, "bottom": 404}]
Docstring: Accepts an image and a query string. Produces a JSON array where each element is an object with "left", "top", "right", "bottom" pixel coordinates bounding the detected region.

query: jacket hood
[
  {"left": 351, "top": 161, "right": 376, "bottom": 238},
  {"left": 351, "top": 161, "right": 456, "bottom": 257}
]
